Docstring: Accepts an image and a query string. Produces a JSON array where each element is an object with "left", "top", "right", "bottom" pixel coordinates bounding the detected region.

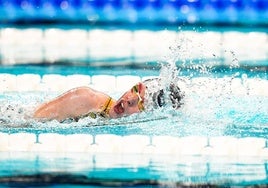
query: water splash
[{"left": 150, "top": 29, "right": 268, "bottom": 138}]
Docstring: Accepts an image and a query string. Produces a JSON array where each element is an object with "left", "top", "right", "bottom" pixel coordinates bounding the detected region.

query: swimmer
[{"left": 34, "top": 78, "right": 184, "bottom": 122}]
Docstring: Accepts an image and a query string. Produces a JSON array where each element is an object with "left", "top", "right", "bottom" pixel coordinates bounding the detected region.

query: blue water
[
  {"left": 0, "top": 62, "right": 267, "bottom": 78},
  {"left": 0, "top": 62, "right": 267, "bottom": 187},
  {"left": 1, "top": 152, "right": 267, "bottom": 187},
  {"left": 0, "top": 26, "right": 267, "bottom": 186},
  {"left": 0, "top": 0, "right": 267, "bottom": 186},
  {"left": 0, "top": 75, "right": 267, "bottom": 138}
]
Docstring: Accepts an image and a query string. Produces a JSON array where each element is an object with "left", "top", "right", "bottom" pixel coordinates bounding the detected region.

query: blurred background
[
  {"left": 0, "top": 0, "right": 267, "bottom": 25},
  {"left": 0, "top": 0, "right": 267, "bottom": 75}
]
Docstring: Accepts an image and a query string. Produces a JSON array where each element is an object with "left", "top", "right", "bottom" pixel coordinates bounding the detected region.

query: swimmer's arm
[{"left": 33, "top": 86, "right": 111, "bottom": 122}]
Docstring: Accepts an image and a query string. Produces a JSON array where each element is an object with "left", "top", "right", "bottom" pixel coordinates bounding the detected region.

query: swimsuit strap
[
  {"left": 99, "top": 97, "right": 113, "bottom": 118},
  {"left": 75, "top": 96, "right": 113, "bottom": 121}
]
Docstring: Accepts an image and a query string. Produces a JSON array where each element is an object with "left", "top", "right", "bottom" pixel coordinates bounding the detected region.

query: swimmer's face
[{"left": 110, "top": 82, "right": 146, "bottom": 118}]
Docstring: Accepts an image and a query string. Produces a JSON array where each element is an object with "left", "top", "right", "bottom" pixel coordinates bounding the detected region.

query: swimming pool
[{"left": 0, "top": 27, "right": 267, "bottom": 187}]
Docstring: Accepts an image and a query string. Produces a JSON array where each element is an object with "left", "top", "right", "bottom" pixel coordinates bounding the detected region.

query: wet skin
[{"left": 34, "top": 82, "right": 146, "bottom": 122}]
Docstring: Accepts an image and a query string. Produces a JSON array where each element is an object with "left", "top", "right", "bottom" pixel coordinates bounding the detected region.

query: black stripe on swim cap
[
  {"left": 169, "top": 83, "right": 183, "bottom": 109},
  {"left": 153, "top": 89, "right": 165, "bottom": 107},
  {"left": 143, "top": 78, "right": 184, "bottom": 109}
]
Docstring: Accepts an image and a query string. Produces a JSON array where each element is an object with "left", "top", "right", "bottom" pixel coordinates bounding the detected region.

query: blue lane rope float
[{"left": 0, "top": 0, "right": 267, "bottom": 25}]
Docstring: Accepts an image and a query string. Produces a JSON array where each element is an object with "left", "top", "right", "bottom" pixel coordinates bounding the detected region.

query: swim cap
[{"left": 143, "top": 78, "right": 184, "bottom": 110}]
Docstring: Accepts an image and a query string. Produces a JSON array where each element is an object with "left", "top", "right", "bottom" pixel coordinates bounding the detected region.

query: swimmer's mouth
[{"left": 114, "top": 101, "right": 124, "bottom": 115}]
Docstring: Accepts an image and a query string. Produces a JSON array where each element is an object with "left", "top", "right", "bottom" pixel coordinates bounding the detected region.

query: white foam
[
  {"left": 230, "top": 78, "right": 248, "bottom": 95},
  {"left": 191, "top": 77, "right": 217, "bottom": 95}
]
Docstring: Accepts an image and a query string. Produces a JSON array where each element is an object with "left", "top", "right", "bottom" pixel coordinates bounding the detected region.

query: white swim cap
[{"left": 143, "top": 78, "right": 184, "bottom": 111}]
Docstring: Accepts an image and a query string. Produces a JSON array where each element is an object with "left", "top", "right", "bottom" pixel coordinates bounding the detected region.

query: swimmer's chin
[{"left": 109, "top": 107, "right": 139, "bottom": 119}]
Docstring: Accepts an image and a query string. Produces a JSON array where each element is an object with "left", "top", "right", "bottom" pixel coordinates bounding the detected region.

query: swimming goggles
[{"left": 132, "top": 84, "right": 145, "bottom": 111}]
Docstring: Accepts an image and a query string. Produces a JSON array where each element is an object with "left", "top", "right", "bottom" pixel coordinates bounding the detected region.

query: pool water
[
  {"left": 0, "top": 69, "right": 267, "bottom": 138},
  {"left": 1, "top": 152, "right": 267, "bottom": 187},
  {"left": 0, "top": 28, "right": 268, "bottom": 186},
  {"left": 0, "top": 64, "right": 267, "bottom": 186}
]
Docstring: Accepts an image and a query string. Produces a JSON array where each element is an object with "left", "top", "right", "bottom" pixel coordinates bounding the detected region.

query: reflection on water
[{"left": 0, "top": 152, "right": 267, "bottom": 187}]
